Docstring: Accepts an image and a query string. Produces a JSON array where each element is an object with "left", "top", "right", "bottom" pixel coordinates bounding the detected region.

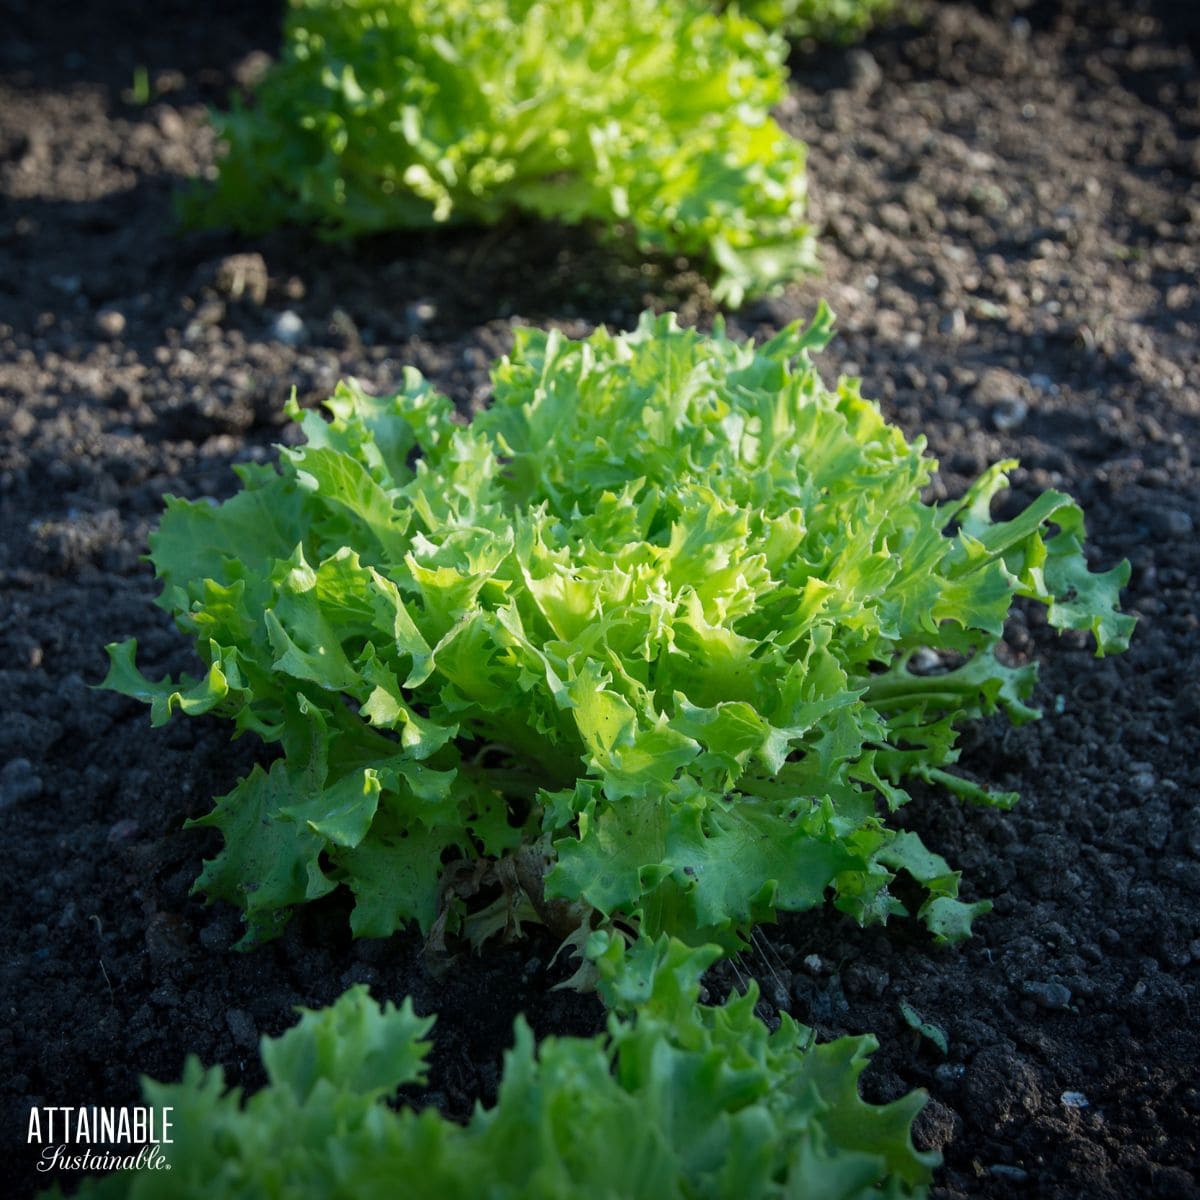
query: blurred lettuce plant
[
  {"left": 47, "top": 935, "right": 937, "bottom": 1199},
  {"left": 183, "top": 0, "right": 815, "bottom": 306}
]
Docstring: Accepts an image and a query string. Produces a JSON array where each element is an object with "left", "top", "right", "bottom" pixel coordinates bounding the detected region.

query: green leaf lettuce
[
  {"left": 105, "top": 307, "right": 1133, "bottom": 950},
  {"left": 47, "top": 935, "right": 936, "bottom": 1199},
  {"left": 183, "top": 0, "right": 815, "bottom": 306}
]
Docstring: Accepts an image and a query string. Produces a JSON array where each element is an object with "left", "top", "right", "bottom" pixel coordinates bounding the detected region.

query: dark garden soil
[{"left": 1, "top": 0, "right": 1198, "bottom": 1196}]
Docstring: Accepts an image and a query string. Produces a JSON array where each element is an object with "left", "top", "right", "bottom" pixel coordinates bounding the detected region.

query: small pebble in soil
[
  {"left": 990, "top": 395, "right": 1028, "bottom": 432},
  {"left": 935, "top": 1063, "right": 966, "bottom": 1089},
  {"left": 1022, "top": 980, "right": 1072, "bottom": 1009},
  {"left": 843, "top": 962, "right": 889, "bottom": 999},
  {"left": 215, "top": 252, "right": 269, "bottom": 305},
  {"left": 810, "top": 977, "right": 850, "bottom": 1021},
  {"left": 192, "top": 300, "right": 225, "bottom": 328},
  {"left": 0, "top": 758, "right": 43, "bottom": 808},
  {"left": 908, "top": 647, "right": 943, "bottom": 675},
  {"left": 271, "top": 310, "right": 307, "bottom": 346},
  {"left": 765, "top": 980, "right": 790, "bottom": 1011},
  {"left": 94, "top": 308, "right": 125, "bottom": 339},
  {"left": 1060, "top": 1090, "right": 1089, "bottom": 1108},
  {"left": 106, "top": 818, "right": 139, "bottom": 844},
  {"left": 1140, "top": 507, "right": 1194, "bottom": 541},
  {"left": 939, "top": 308, "right": 967, "bottom": 338},
  {"left": 1129, "top": 766, "right": 1158, "bottom": 793},
  {"left": 989, "top": 1165, "right": 1029, "bottom": 1182},
  {"left": 847, "top": 48, "right": 883, "bottom": 95},
  {"left": 225, "top": 1008, "right": 258, "bottom": 1050},
  {"left": 405, "top": 299, "right": 437, "bottom": 330}
]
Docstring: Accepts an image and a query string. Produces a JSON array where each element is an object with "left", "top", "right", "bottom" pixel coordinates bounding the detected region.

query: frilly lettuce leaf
[{"left": 49, "top": 937, "right": 936, "bottom": 1199}]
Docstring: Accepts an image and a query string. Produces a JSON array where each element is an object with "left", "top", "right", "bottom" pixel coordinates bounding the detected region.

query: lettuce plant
[
  {"left": 105, "top": 307, "right": 1132, "bottom": 953},
  {"left": 183, "top": 0, "right": 814, "bottom": 307},
  {"left": 45, "top": 936, "right": 937, "bottom": 1199}
]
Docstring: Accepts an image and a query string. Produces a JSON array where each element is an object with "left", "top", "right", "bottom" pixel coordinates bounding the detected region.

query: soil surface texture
[{"left": 1, "top": 1, "right": 1198, "bottom": 1197}]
